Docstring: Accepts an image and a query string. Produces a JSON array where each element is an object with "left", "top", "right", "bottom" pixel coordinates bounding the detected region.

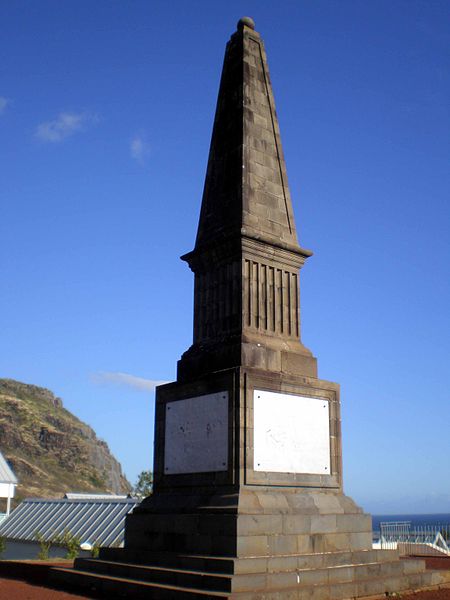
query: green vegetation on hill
[{"left": 0, "top": 379, "right": 131, "bottom": 503}]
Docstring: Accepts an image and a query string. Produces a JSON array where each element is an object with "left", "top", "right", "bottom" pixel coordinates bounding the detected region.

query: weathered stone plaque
[
  {"left": 164, "top": 391, "right": 228, "bottom": 474},
  {"left": 253, "top": 390, "right": 330, "bottom": 474}
]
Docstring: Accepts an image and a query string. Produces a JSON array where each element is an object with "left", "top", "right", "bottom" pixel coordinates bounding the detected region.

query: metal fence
[{"left": 379, "top": 521, "right": 450, "bottom": 557}]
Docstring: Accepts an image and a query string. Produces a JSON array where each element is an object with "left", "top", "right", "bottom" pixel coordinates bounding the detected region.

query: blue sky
[{"left": 1, "top": 1, "right": 449, "bottom": 513}]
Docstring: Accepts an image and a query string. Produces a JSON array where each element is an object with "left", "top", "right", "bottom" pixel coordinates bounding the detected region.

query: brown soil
[
  {"left": 421, "top": 557, "right": 450, "bottom": 571},
  {"left": 0, "top": 577, "right": 90, "bottom": 599},
  {"left": 400, "top": 590, "right": 450, "bottom": 600}
]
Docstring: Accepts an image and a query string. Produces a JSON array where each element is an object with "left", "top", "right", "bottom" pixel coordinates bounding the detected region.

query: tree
[{"left": 133, "top": 470, "right": 153, "bottom": 497}]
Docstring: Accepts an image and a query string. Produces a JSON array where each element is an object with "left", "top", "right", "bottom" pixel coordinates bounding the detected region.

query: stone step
[
  {"left": 98, "top": 547, "right": 400, "bottom": 574},
  {"left": 98, "top": 549, "right": 235, "bottom": 574},
  {"left": 75, "top": 558, "right": 234, "bottom": 592},
  {"left": 50, "top": 564, "right": 446, "bottom": 599},
  {"left": 230, "top": 570, "right": 444, "bottom": 599},
  {"left": 67, "top": 556, "right": 431, "bottom": 594},
  {"left": 78, "top": 556, "right": 426, "bottom": 592},
  {"left": 50, "top": 567, "right": 229, "bottom": 599},
  {"left": 237, "top": 549, "right": 401, "bottom": 574},
  {"left": 266, "top": 559, "right": 426, "bottom": 591}
]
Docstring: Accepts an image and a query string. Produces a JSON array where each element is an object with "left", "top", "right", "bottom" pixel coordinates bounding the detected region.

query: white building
[{"left": 0, "top": 450, "right": 18, "bottom": 519}]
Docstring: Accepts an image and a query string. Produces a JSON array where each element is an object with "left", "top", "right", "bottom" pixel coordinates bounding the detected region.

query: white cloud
[
  {"left": 36, "top": 111, "right": 97, "bottom": 143},
  {"left": 91, "top": 371, "right": 167, "bottom": 392},
  {"left": 0, "top": 97, "right": 9, "bottom": 115},
  {"left": 130, "top": 134, "right": 149, "bottom": 164}
]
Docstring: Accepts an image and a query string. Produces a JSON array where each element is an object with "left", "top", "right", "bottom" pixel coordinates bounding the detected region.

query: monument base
[
  {"left": 123, "top": 487, "right": 373, "bottom": 557},
  {"left": 50, "top": 487, "right": 450, "bottom": 597},
  {"left": 50, "top": 367, "right": 450, "bottom": 596}
]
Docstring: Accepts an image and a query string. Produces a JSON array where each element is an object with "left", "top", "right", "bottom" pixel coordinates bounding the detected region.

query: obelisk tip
[{"left": 237, "top": 17, "right": 255, "bottom": 31}]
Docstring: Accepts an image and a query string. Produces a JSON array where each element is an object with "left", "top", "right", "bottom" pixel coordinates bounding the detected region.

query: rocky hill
[{"left": 0, "top": 379, "right": 131, "bottom": 502}]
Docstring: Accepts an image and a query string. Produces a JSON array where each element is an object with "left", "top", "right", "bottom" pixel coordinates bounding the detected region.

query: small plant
[
  {"left": 55, "top": 529, "right": 81, "bottom": 560},
  {"left": 0, "top": 535, "right": 6, "bottom": 558},
  {"left": 35, "top": 530, "right": 52, "bottom": 560},
  {"left": 91, "top": 541, "right": 100, "bottom": 558}
]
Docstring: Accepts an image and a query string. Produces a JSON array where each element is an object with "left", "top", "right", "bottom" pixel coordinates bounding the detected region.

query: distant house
[
  {"left": 0, "top": 494, "right": 139, "bottom": 560},
  {"left": 0, "top": 450, "right": 18, "bottom": 520}
]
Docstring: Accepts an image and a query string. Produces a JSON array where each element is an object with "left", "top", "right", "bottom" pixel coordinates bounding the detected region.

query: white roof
[{"left": 0, "top": 451, "right": 18, "bottom": 484}]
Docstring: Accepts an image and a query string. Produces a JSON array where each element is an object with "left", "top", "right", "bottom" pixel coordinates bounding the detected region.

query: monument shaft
[{"left": 178, "top": 20, "right": 317, "bottom": 382}]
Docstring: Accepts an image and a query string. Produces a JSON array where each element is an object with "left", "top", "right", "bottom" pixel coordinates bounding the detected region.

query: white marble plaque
[
  {"left": 254, "top": 390, "right": 330, "bottom": 474},
  {"left": 164, "top": 391, "right": 228, "bottom": 474}
]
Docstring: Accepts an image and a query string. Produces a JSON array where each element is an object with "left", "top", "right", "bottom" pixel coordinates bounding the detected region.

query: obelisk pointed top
[
  {"left": 237, "top": 16, "right": 255, "bottom": 31},
  {"left": 188, "top": 16, "right": 311, "bottom": 261}
]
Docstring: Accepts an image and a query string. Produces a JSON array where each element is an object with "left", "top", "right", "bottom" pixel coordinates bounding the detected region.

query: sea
[{"left": 372, "top": 513, "right": 450, "bottom": 533}]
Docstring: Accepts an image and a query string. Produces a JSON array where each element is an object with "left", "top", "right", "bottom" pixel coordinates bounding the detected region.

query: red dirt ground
[
  {"left": 0, "top": 577, "right": 89, "bottom": 599},
  {"left": 401, "top": 590, "right": 450, "bottom": 600},
  {"left": 421, "top": 558, "right": 450, "bottom": 571}
]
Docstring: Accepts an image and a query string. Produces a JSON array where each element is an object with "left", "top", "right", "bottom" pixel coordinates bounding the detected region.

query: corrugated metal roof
[
  {"left": 0, "top": 451, "right": 18, "bottom": 484},
  {"left": 0, "top": 497, "right": 138, "bottom": 547}
]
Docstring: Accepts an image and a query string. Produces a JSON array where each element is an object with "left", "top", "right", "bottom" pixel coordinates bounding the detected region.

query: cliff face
[{"left": 0, "top": 379, "right": 131, "bottom": 501}]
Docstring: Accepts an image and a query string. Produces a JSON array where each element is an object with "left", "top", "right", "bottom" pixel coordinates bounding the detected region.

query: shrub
[
  {"left": 55, "top": 529, "right": 81, "bottom": 560},
  {"left": 91, "top": 541, "right": 100, "bottom": 558},
  {"left": 35, "top": 530, "right": 52, "bottom": 560}
]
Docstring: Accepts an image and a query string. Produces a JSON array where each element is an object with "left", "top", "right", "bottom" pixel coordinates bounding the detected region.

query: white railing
[{"left": 379, "top": 521, "right": 450, "bottom": 556}]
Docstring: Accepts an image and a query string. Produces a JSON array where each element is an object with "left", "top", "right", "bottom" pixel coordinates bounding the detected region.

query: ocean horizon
[{"left": 372, "top": 513, "right": 450, "bottom": 531}]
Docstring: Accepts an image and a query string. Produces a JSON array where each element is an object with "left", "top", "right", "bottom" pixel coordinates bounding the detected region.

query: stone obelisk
[
  {"left": 63, "top": 17, "right": 445, "bottom": 598},
  {"left": 126, "top": 15, "right": 360, "bottom": 549}
]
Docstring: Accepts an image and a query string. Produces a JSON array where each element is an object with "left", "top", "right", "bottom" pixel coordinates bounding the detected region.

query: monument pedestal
[
  {"left": 53, "top": 369, "right": 446, "bottom": 596},
  {"left": 123, "top": 487, "right": 372, "bottom": 559},
  {"left": 55, "top": 488, "right": 446, "bottom": 598},
  {"left": 124, "top": 364, "right": 354, "bottom": 555}
]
